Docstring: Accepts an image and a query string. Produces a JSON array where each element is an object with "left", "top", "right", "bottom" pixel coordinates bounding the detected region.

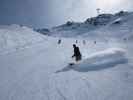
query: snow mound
[
  {"left": 56, "top": 48, "right": 128, "bottom": 73},
  {"left": 0, "top": 24, "right": 46, "bottom": 54}
]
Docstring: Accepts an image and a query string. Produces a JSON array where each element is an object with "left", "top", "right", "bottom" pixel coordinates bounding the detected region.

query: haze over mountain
[{"left": 0, "top": 0, "right": 133, "bottom": 28}]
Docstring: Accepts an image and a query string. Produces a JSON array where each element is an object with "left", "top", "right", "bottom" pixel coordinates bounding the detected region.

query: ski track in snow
[
  {"left": 0, "top": 38, "right": 133, "bottom": 100},
  {"left": 0, "top": 25, "right": 133, "bottom": 100}
]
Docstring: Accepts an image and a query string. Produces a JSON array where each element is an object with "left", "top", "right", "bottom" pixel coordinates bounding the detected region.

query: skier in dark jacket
[
  {"left": 58, "top": 39, "right": 61, "bottom": 44},
  {"left": 72, "top": 44, "right": 82, "bottom": 62}
]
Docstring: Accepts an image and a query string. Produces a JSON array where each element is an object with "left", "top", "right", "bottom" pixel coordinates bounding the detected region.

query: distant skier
[
  {"left": 94, "top": 41, "right": 96, "bottom": 44},
  {"left": 72, "top": 44, "right": 82, "bottom": 62},
  {"left": 58, "top": 39, "right": 61, "bottom": 44},
  {"left": 123, "top": 38, "right": 127, "bottom": 41},
  {"left": 76, "top": 40, "right": 78, "bottom": 44},
  {"left": 83, "top": 40, "right": 86, "bottom": 45}
]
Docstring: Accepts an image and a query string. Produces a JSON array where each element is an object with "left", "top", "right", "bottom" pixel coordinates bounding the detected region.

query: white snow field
[
  {"left": 0, "top": 24, "right": 46, "bottom": 55},
  {"left": 56, "top": 48, "right": 128, "bottom": 73},
  {"left": 0, "top": 24, "right": 133, "bottom": 100}
]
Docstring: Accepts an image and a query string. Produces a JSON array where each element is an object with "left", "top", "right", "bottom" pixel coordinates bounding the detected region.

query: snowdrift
[
  {"left": 0, "top": 24, "right": 46, "bottom": 54},
  {"left": 56, "top": 48, "right": 128, "bottom": 73}
]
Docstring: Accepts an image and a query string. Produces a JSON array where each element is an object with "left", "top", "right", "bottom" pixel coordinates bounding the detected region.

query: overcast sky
[{"left": 0, "top": 0, "right": 133, "bottom": 28}]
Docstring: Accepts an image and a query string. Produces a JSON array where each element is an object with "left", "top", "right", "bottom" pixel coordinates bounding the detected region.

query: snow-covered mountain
[
  {"left": 37, "top": 11, "right": 133, "bottom": 40},
  {"left": 35, "top": 28, "right": 50, "bottom": 35}
]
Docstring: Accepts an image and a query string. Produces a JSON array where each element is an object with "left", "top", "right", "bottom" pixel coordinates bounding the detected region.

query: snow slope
[
  {"left": 56, "top": 48, "right": 128, "bottom": 73},
  {"left": 0, "top": 24, "right": 46, "bottom": 54},
  {"left": 0, "top": 24, "right": 133, "bottom": 100}
]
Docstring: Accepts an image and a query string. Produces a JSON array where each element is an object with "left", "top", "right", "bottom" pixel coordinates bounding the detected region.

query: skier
[
  {"left": 94, "top": 41, "right": 96, "bottom": 44},
  {"left": 83, "top": 40, "right": 86, "bottom": 45},
  {"left": 123, "top": 38, "right": 127, "bottom": 41},
  {"left": 58, "top": 39, "right": 61, "bottom": 44},
  {"left": 76, "top": 40, "right": 78, "bottom": 44},
  {"left": 72, "top": 44, "right": 82, "bottom": 62}
]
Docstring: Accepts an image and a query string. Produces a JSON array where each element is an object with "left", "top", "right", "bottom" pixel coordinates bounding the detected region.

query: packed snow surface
[
  {"left": 0, "top": 24, "right": 133, "bottom": 100},
  {"left": 0, "top": 24, "right": 46, "bottom": 54}
]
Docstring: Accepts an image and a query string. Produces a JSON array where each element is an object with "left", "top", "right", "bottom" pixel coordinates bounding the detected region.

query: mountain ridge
[{"left": 36, "top": 11, "right": 133, "bottom": 39}]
